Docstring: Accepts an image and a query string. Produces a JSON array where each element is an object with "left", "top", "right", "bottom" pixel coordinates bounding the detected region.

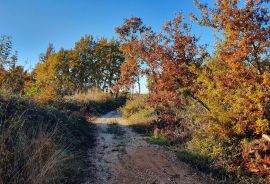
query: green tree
[
  {"left": 0, "top": 35, "right": 29, "bottom": 94},
  {"left": 71, "top": 35, "right": 95, "bottom": 91},
  {"left": 95, "top": 37, "right": 124, "bottom": 92},
  {"left": 31, "top": 36, "right": 124, "bottom": 101}
]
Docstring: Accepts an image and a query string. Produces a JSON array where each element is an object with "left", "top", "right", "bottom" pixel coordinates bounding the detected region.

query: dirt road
[{"left": 84, "top": 111, "right": 212, "bottom": 184}]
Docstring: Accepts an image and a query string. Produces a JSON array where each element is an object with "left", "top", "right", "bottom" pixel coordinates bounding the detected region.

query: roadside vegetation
[
  {"left": 1, "top": 0, "right": 269, "bottom": 183},
  {"left": 119, "top": 95, "right": 156, "bottom": 135},
  {"left": 64, "top": 88, "right": 126, "bottom": 115},
  {"left": 0, "top": 91, "right": 92, "bottom": 183},
  {"left": 0, "top": 34, "right": 126, "bottom": 183},
  {"left": 0, "top": 89, "right": 125, "bottom": 183},
  {"left": 116, "top": 0, "right": 270, "bottom": 183}
]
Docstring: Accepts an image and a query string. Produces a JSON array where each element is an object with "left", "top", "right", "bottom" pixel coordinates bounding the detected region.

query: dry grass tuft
[{"left": 65, "top": 88, "right": 113, "bottom": 103}]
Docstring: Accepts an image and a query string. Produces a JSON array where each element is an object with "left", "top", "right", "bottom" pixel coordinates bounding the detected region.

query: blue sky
[
  {"left": 0, "top": 0, "right": 215, "bottom": 92},
  {"left": 0, "top": 0, "right": 214, "bottom": 66}
]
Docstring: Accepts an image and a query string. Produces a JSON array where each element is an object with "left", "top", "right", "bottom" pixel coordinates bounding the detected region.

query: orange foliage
[
  {"left": 116, "top": 0, "right": 270, "bottom": 179},
  {"left": 32, "top": 85, "right": 58, "bottom": 103},
  {"left": 116, "top": 14, "right": 208, "bottom": 112}
]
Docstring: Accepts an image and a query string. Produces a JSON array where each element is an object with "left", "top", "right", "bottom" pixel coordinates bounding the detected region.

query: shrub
[
  {"left": 120, "top": 95, "right": 155, "bottom": 122},
  {"left": 127, "top": 108, "right": 155, "bottom": 124},
  {"left": 119, "top": 95, "right": 156, "bottom": 134},
  {"left": 184, "top": 122, "right": 268, "bottom": 183},
  {"left": 120, "top": 95, "right": 151, "bottom": 118}
]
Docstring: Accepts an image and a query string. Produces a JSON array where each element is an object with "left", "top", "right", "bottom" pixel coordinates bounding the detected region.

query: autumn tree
[
  {"left": 39, "top": 43, "right": 55, "bottom": 63},
  {"left": 32, "top": 45, "right": 62, "bottom": 102},
  {"left": 106, "top": 38, "right": 125, "bottom": 91},
  {"left": 115, "top": 17, "right": 150, "bottom": 94},
  {"left": 55, "top": 49, "right": 74, "bottom": 95},
  {"left": 5, "top": 65, "right": 30, "bottom": 94},
  {"left": 144, "top": 14, "right": 208, "bottom": 114},
  {"left": 115, "top": 14, "right": 207, "bottom": 116},
  {"left": 189, "top": 0, "right": 270, "bottom": 173},
  {"left": 191, "top": 0, "right": 270, "bottom": 137}
]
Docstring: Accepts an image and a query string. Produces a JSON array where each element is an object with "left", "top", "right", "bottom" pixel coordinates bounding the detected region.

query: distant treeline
[{"left": 0, "top": 35, "right": 124, "bottom": 102}]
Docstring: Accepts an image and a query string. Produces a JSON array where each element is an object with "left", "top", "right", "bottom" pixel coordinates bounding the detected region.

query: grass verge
[
  {"left": 176, "top": 150, "right": 265, "bottom": 184},
  {"left": 146, "top": 135, "right": 171, "bottom": 146},
  {"left": 0, "top": 92, "right": 93, "bottom": 184}
]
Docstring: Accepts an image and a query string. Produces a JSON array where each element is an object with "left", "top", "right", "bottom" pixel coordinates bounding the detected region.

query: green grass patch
[
  {"left": 176, "top": 150, "right": 217, "bottom": 174},
  {"left": 146, "top": 135, "right": 171, "bottom": 146}
]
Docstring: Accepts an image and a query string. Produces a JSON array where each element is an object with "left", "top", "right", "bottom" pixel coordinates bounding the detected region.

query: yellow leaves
[
  {"left": 197, "top": 59, "right": 270, "bottom": 137},
  {"left": 263, "top": 72, "right": 270, "bottom": 86},
  {"left": 33, "top": 85, "right": 57, "bottom": 103},
  {"left": 233, "top": 122, "right": 245, "bottom": 135},
  {"left": 193, "top": 0, "right": 270, "bottom": 139},
  {"left": 255, "top": 119, "right": 269, "bottom": 135}
]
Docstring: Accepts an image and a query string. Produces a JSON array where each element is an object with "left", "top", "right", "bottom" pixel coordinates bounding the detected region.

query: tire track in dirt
[{"left": 84, "top": 111, "right": 213, "bottom": 184}]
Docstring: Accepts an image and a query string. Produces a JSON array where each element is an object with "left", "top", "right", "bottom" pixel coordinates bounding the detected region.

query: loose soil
[{"left": 84, "top": 111, "right": 213, "bottom": 184}]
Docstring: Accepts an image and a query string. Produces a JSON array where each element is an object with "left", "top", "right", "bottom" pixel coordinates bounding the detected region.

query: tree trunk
[{"left": 137, "top": 76, "right": 141, "bottom": 94}]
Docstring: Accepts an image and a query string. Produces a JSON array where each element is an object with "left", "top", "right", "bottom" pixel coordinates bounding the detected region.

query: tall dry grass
[
  {"left": 65, "top": 88, "right": 113, "bottom": 103},
  {"left": 0, "top": 93, "right": 93, "bottom": 184},
  {"left": 0, "top": 115, "right": 66, "bottom": 184},
  {"left": 64, "top": 88, "right": 126, "bottom": 114}
]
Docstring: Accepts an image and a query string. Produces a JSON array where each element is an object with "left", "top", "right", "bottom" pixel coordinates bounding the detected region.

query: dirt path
[{"left": 84, "top": 111, "right": 212, "bottom": 184}]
